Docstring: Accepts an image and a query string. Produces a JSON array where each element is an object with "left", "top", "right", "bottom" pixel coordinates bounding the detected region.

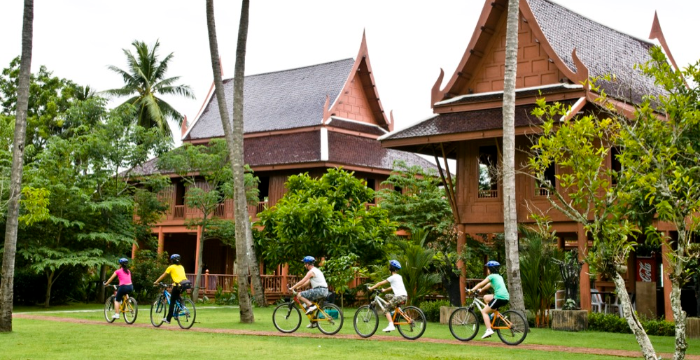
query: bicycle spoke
[{"left": 449, "top": 307, "right": 479, "bottom": 341}]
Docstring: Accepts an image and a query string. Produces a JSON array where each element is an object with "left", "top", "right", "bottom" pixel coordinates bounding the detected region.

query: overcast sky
[{"left": 2, "top": 1, "right": 699, "bottom": 145}]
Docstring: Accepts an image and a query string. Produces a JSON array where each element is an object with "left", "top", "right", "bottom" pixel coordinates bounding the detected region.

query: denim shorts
[{"left": 300, "top": 287, "right": 328, "bottom": 302}]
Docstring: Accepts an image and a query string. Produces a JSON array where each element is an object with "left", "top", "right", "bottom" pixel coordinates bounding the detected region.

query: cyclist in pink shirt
[{"left": 104, "top": 258, "right": 134, "bottom": 319}]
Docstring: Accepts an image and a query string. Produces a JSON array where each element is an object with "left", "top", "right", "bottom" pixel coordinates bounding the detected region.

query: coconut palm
[{"left": 103, "top": 40, "right": 194, "bottom": 139}]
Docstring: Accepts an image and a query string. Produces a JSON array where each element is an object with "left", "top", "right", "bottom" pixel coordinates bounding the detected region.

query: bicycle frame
[
  {"left": 466, "top": 294, "right": 513, "bottom": 330},
  {"left": 109, "top": 285, "right": 132, "bottom": 314},
  {"left": 370, "top": 292, "right": 413, "bottom": 325},
  {"left": 289, "top": 289, "right": 336, "bottom": 323}
]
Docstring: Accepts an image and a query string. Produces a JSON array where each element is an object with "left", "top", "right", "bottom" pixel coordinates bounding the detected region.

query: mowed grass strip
[
  {"left": 14, "top": 304, "right": 699, "bottom": 357},
  {"left": 4, "top": 318, "right": 633, "bottom": 360}
]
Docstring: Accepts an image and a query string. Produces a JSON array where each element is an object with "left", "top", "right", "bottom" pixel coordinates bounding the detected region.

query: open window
[
  {"left": 478, "top": 146, "right": 498, "bottom": 198},
  {"left": 536, "top": 163, "right": 556, "bottom": 196}
]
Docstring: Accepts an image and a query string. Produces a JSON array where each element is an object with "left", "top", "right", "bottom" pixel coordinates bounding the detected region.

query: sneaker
[
  {"left": 112, "top": 314, "right": 120, "bottom": 319},
  {"left": 306, "top": 322, "right": 318, "bottom": 329},
  {"left": 382, "top": 324, "right": 396, "bottom": 332},
  {"left": 481, "top": 328, "right": 494, "bottom": 339},
  {"left": 305, "top": 305, "right": 317, "bottom": 315},
  {"left": 162, "top": 318, "right": 170, "bottom": 324}
]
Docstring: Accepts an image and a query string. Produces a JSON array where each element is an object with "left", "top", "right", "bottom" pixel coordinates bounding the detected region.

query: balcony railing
[
  {"left": 477, "top": 189, "right": 498, "bottom": 198},
  {"left": 166, "top": 201, "right": 267, "bottom": 221},
  {"left": 535, "top": 187, "right": 549, "bottom": 196}
]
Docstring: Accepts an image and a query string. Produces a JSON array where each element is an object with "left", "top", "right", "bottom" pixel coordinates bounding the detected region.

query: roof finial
[
  {"left": 571, "top": 48, "right": 589, "bottom": 90},
  {"left": 649, "top": 11, "right": 682, "bottom": 73},
  {"left": 180, "top": 115, "right": 188, "bottom": 138},
  {"left": 322, "top": 95, "right": 331, "bottom": 123},
  {"left": 389, "top": 110, "right": 394, "bottom": 132},
  {"left": 431, "top": 69, "right": 445, "bottom": 109}
]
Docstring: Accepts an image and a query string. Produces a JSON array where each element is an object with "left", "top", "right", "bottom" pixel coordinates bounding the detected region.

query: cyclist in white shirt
[
  {"left": 369, "top": 260, "right": 407, "bottom": 332},
  {"left": 290, "top": 256, "right": 328, "bottom": 326}
]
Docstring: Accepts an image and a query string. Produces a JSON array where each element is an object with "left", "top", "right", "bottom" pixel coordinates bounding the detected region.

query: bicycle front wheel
[
  {"left": 495, "top": 310, "right": 528, "bottom": 345},
  {"left": 353, "top": 305, "right": 378, "bottom": 338},
  {"left": 316, "top": 303, "right": 343, "bottom": 335},
  {"left": 449, "top": 307, "right": 479, "bottom": 341},
  {"left": 396, "top": 306, "right": 426, "bottom": 340},
  {"left": 176, "top": 298, "right": 196, "bottom": 329},
  {"left": 150, "top": 296, "right": 166, "bottom": 327},
  {"left": 272, "top": 302, "right": 301, "bottom": 333},
  {"left": 104, "top": 296, "right": 116, "bottom": 323},
  {"left": 123, "top": 297, "right": 138, "bottom": 324}
]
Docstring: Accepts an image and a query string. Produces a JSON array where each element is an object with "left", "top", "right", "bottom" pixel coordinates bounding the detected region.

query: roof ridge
[
  {"left": 222, "top": 58, "right": 355, "bottom": 82},
  {"left": 538, "top": 0, "right": 653, "bottom": 45}
]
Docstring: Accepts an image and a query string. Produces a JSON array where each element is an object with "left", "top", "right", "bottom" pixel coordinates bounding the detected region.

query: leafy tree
[
  {"left": 320, "top": 254, "right": 363, "bottom": 308},
  {"left": 157, "top": 139, "right": 258, "bottom": 302},
  {"left": 130, "top": 250, "right": 170, "bottom": 301},
  {"left": 103, "top": 40, "right": 194, "bottom": 140},
  {"left": 1, "top": 0, "right": 34, "bottom": 332},
  {"left": 256, "top": 168, "right": 395, "bottom": 273}
]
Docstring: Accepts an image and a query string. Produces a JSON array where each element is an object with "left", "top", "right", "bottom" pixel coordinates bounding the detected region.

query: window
[
  {"left": 478, "top": 146, "right": 498, "bottom": 198},
  {"left": 536, "top": 163, "right": 556, "bottom": 196},
  {"left": 366, "top": 178, "right": 376, "bottom": 204}
]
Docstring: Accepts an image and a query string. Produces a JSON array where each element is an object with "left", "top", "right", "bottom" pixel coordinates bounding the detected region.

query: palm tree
[
  {"left": 502, "top": 0, "right": 526, "bottom": 312},
  {"left": 103, "top": 40, "right": 194, "bottom": 139},
  {"left": 205, "top": 0, "right": 255, "bottom": 322},
  {"left": 1, "top": 0, "right": 34, "bottom": 332}
]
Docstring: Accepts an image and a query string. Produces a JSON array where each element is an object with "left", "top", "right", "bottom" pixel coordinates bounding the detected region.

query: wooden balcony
[
  {"left": 477, "top": 189, "right": 498, "bottom": 198},
  {"left": 165, "top": 200, "right": 268, "bottom": 221}
]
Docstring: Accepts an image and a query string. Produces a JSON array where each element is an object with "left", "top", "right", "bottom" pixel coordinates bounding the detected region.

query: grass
[{"left": 4, "top": 303, "right": 697, "bottom": 359}]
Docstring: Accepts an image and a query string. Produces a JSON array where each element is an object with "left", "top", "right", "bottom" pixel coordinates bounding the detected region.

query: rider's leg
[
  {"left": 481, "top": 294, "right": 494, "bottom": 330},
  {"left": 296, "top": 292, "right": 312, "bottom": 308}
]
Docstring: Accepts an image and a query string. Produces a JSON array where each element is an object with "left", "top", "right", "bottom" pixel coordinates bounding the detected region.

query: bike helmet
[
  {"left": 302, "top": 256, "right": 315, "bottom": 264},
  {"left": 170, "top": 254, "right": 181, "bottom": 264},
  {"left": 485, "top": 260, "right": 500, "bottom": 271},
  {"left": 118, "top": 258, "right": 129, "bottom": 265},
  {"left": 389, "top": 259, "right": 402, "bottom": 270}
]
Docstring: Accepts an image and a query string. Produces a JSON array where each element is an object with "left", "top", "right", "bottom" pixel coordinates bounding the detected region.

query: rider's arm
[
  {"left": 153, "top": 270, "right": 168, "bottom": 285},
  {"left": 104, "top": 272, "right": 117, "bottom": 285},
  {"left": 290, "top": 270, "right": 314, "bottom": 291},
  {"left": 368, "top": 279, "right": 388, "bottom": 291},
  {"left": 470, "top": 277, "right": 490, "bottom": 293}
]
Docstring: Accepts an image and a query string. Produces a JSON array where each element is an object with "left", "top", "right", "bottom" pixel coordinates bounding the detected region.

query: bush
[
  {"left": 588, "top": 312, "right": 675, "bottom": 336},
  {"left": 131, "top": 250, "right": 170, "bottom": 301},
  {"left": 419, "top": 299, "right": 451, "bottom": 322},
  {"left": 214, "top": 285, "right": 238, "bottom": 305}
]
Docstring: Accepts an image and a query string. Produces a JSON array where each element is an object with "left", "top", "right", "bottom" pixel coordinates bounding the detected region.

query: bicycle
[
  {"left": 150, "top": 282, "right": 197, "bottom": 329},
  {"left": 353, "top": 288, "right": 427, "bottom": 340},
  {"left": 103, "top": 284, "right": 138, "bottom": 324},
  {"left": 272, "top": 287, "right": 344, "bottom": 335},
  {"left": 448, "top": 289, "right": 528, "bottom": 345}
]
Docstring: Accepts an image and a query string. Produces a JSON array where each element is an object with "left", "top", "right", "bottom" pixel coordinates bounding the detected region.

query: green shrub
[
  {"left": 588, "top": 312, "right": 674, "bottom": 336},
  {"left": 214, "top": 285, "right": 238, "bottom": 305},
  {"left": 419, "top": 299, "right": 451, "bottom": 322}
]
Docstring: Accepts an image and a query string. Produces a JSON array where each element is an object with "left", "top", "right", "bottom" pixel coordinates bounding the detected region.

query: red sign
[{"left": 636, "top": 258, "right": 656, "bottom": 282}]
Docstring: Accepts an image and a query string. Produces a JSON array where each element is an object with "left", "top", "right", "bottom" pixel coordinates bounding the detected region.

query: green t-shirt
[{"left": 487, "top": 273, "right": 509, "bottom": 300}]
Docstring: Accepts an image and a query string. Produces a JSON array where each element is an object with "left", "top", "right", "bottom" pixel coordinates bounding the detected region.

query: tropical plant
[
  {"left": 519, "top": 223, "right": 562, "bottom": 328},
  {"left": 383, "top": 232, "right": 441, "bottom": 306},
  {"left": 320, "top": 254, "right": 363, "bottom": 308},
  {"left": 130, "top": 250, "right": 170, "bottom": 301},
  {"left": 103, "top": 40, "right": 194, "bottom": 140}
]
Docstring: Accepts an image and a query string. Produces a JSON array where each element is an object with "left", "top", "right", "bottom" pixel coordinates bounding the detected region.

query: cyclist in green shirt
[{"left": 469, "top": 260, "right": 509, "bottom": 339}]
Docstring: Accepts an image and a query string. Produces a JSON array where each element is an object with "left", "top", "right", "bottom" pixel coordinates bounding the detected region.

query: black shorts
[
  {"left": 115, "top": 284, "right": 133, "bottom": 301},
  {"left": 488, "top": 298, "right": 508, "bottom": 310}
]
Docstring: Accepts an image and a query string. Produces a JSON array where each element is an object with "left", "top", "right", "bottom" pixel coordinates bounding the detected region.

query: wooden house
[
  {"left": 379, "top": 0, "right": 684, "bottom": 319},
  {"left": 131, "top": 33, "right": 437, "bottom": 299}
]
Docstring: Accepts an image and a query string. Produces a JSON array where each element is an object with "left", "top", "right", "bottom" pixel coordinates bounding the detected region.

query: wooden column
[
  {"left": 131, "top": 244, "right": 137, "bottom": 259},
  {"left": 157, "top": 227, "right": 164, "bottom": 254},
  {"left": 194, "top": 225, "right": 202, "bottom": 273},
  {"left": 578, "top": 222, "right": 591, "bottom": 311},
  {"left": 457, "top": 224, "right": 467, "bottom": 306},
  {"left": 662, "top": 240, "right": 673, "bottom": 321},
  {"left": 281, "top": 264, "right": 289, "bottom": 294}
]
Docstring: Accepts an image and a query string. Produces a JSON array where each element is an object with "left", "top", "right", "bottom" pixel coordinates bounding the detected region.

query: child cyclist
[
  {"left": 469, "top": 260, "right": 509, "bottom": 339},
  {"left": 368, "top": 259, "right": 407, "bottom": 332},
  {"left": 153, "top": 254, "right": 191, "bottom": 324},
  {"left": 104, "top": 258, "right": 134, "bottom": 319}
]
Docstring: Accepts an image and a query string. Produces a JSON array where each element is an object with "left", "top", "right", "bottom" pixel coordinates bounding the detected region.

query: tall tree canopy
[{"left": 103, "top": 40, "right": 194, "bottom": 140}]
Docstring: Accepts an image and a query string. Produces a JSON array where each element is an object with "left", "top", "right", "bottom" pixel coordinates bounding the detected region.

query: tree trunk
[
  {"left": 0, "top": 0, "right": 34, "bottom": 332},
  {"left": 192, "top": 224, "right": 205, "bottom": 302},
  {"left": 98, "top": 265, "right": 107, "bottom": 303},
  {"left": 205, "top": 0, "right": 254, "bottom": 323},
  {"left": 502, "top": 0, "right": 525, "bottom": 313},
  {"left": 246, "top": 219, "right": 267, "bottom": 306},
  {"left": 44, "top": 271, "right": 54, "bottom": 308},
  {"left": 672, "top": 229, "right": 688, "bottom": 360},
  {"left": 612, "top": 272, "right": 659, "bottom": 360}
]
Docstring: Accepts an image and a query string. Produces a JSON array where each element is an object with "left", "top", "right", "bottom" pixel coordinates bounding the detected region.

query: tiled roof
[
  {"left": 328, "top": 132, "right": 438, "bottom": 171},
  {"left": 185, "top": 58, "right": 354, "bottom": 140},
  {"left": 383, "top": 100, "right": 576, "bottom": 140},
  {"left": 245, "top": 132, "right": 321, "bottom": 167},
  {"left": 327, "top": 117, "right": 388, "bottom": 136},
  {"left": 526, "top": 0, "right": 663, "bottom": 103},
  {"left": 436, "top": 84, "right": 582, "bottom": 107}
]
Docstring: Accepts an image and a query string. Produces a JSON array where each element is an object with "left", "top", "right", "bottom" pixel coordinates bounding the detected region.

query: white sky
[{"left": 1, "top": 0, "right": 699, "bottom": 146}]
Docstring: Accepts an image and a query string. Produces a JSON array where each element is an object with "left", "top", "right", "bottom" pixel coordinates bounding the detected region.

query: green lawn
[{"left": 4, "top": 303, "right": 697, "bottom": 360}]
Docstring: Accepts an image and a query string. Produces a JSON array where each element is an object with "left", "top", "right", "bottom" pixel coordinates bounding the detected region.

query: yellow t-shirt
[{"left": 166, "top": 264, "right": 187, "bottom": 284}]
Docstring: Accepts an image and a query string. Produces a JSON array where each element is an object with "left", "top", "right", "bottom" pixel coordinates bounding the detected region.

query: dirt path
[{"left": 15, "top": 313, "right": 695, "bottom": 359}]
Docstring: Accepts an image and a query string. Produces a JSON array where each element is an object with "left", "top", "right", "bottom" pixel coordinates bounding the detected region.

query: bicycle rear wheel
[
  {"left": 353, "top": 305, "right": 378, "bottom": 338},
  {"left": 176, "top": 298, "right": 196, "bottom": 329},
  {"left": 396, "top": 306, "right": 426, "bottom": 340},
  {"left": 104, "top": 296, "right": 116, "bottom": 323},
  {"left": 316, "top": 303, "right": 343, "bottom": 335},
  {"left": 449, "top": 307, "right": 479, "bottom": 341},
  {"left": 150, "top": 296, "right": 166, "bottom": 327},
  {"left": 272, "top": 302, "right": 301, "bottom": 333},
  {"left": 123, "top": 297, "right": 138, "bottom": 324},
  {"left": 495, "top": 310, "right": 528, "bottom": 345}
]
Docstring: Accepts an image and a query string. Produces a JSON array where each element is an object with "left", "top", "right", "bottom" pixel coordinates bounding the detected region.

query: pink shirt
[{"left": 115, "top": 268, "right": 132, "bottom": 285}]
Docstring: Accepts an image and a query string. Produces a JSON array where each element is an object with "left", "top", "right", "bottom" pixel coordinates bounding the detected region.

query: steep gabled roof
[{"left": 184, "top": 58, "right": 354, "bottom": 140}]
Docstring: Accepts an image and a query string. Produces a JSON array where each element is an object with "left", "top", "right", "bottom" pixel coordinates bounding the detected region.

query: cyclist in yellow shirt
[{"left": 154, "top": 254, "right": 191, "bottom": 324}]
